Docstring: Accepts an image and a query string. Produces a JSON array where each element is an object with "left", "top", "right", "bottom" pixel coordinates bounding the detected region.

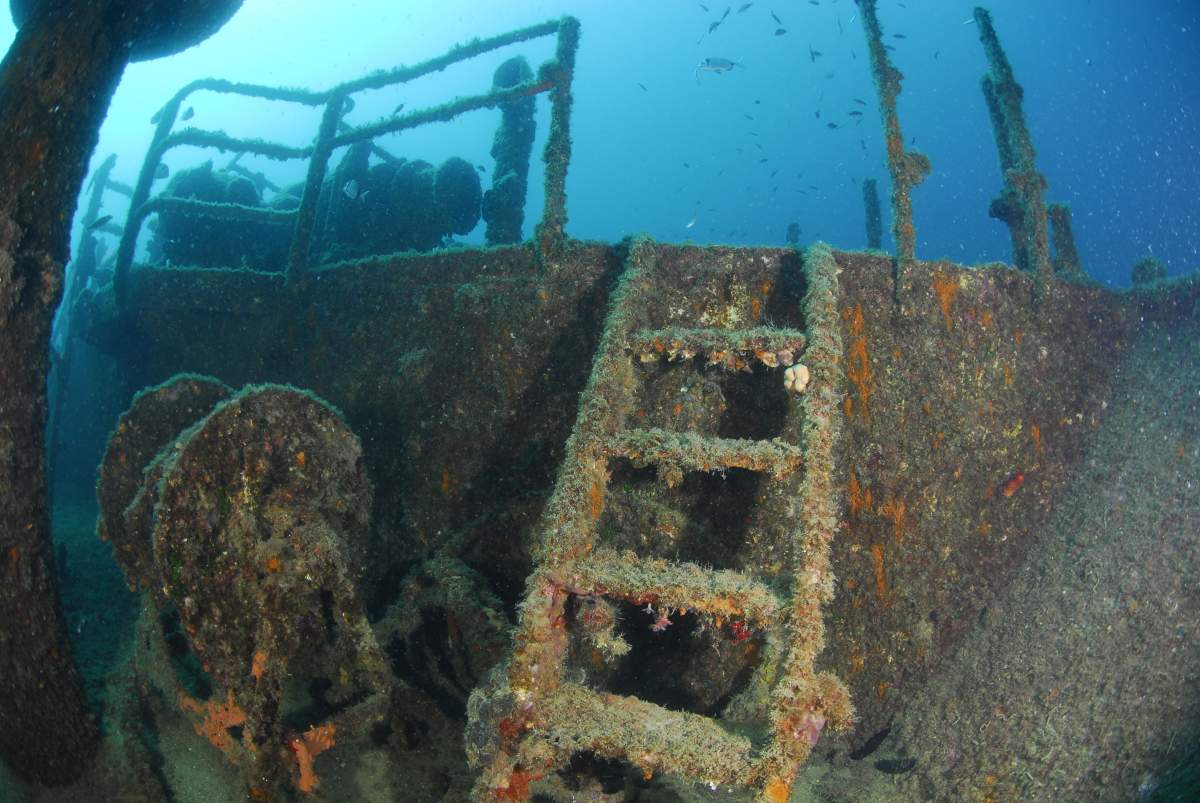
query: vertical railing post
[
  {"left": 856, "top": 0, "right": 930, "bottom": 297},
  {"left": 974, "top": 7, "right": 1053, "bottom": 299},
  {"left": 535, "top": 16, "right": 580, "bottom": 262},
  {"left": 286, "top": 92, "right": 345, "bottom": 285},
  {"left": 113, "top": 96, "right": 184, "bottom": 309}
]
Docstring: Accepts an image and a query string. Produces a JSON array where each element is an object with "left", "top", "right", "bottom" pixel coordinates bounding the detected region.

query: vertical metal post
[
  {"left": 286, "top": 92, "right": 345, "bottom": 285},
  {"left": 857, "top": 0, "right": 931, "bottom": 296},
  {"left": 113, "top": 99, "right": 183, "bottom": 309},
  {"left": 535, "top": 16, "right": 580, "bottom": 261},
  {"left": 974, "top": 7, "right": 1053, "bottom": 298}
]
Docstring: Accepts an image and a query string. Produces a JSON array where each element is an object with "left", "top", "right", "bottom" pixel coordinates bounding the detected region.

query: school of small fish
[{"left": 667, "top": 0, "right": 932, "bottom": 238}]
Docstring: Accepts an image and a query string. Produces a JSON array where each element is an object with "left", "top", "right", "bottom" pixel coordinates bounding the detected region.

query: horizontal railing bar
[
  {"left": 332, "top": 75, "right": 552, "bottom": 147},
  {"left": 135, "top": 195, "right": 296, "bottom": 225},
  {"left": 156, "top": 128, "right": 313, "bottom": 162}
]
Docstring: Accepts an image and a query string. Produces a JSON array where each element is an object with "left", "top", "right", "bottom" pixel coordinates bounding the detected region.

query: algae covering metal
[
  {"left": 99, "top": 379, "right": 397, "bottom": 797},
  {"left": 821, "top": 252, "right": 1131, "bottom": 751},
  {"left": 68, "top": 241, "right": 1200, "bottom": 800}
]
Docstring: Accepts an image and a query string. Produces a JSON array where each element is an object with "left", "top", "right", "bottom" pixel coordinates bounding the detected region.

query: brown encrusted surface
[
  {"left": 90, "top": 242, "right": 620, "bottom": 602},
  {"left": 819, "top": 251, "right": 1132, "bottom": 751}
]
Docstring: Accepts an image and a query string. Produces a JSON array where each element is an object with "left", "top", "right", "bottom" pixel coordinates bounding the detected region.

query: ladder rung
[
  {"left": 555, "top": 548, "right": 782, "bottom": 625},
  {"left": 629, "top": 326, "right": 805, "bottom": 369},
  {"left": 539, "top": 682, "right": 757, "bottom": 787},
  {"left": 605, "top": 427, "right": 803, "bottom": 478}
]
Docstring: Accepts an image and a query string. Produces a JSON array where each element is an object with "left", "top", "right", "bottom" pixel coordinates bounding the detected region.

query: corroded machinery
[{"left": 98, "top": 378, "right": 393, "bottom": 796}]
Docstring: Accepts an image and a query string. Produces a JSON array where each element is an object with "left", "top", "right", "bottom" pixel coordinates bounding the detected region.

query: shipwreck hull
[{"left": 70, "top": 241, "right": 1199, "bottom": 799}]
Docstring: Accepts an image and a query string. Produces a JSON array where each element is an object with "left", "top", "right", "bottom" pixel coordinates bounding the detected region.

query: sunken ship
[{"left": 0, "top": 1, "right": 1196, "bottom": 801}]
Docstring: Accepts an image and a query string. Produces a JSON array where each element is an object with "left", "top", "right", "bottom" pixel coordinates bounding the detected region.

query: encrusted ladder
[{"left": 471, "top": 240, "right": 852, "bottom": 801}]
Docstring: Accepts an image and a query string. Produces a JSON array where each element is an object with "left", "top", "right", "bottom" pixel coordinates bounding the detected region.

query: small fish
[
  {"left": 775, "top": 28, "right": 787, "bottom": 36},
  {"left": 86, "top": 214, "right": 113, "bottom": 232},
  {"left": 1001, "top": 472, "right": 1025, "bottom": 498},
  {"left": 683, "top": 162, "right": 691, "bottom": 167},
  {"left": 815, "top": 110, "right": 821, "bottom": 118},
  {"left": 838, "top": 18, "right": 843, "bottom": 34},
  {"left": 180, "top": 106, "right": 194, "bottom": 121},
  {"left": 853, "top": 98, "right": 867, "bottom": 105},
  {"left": 743, "top": 113, "right": 755, "bottom": 120},
  {"left": 476, "top": 164, "right": 486, "bottom": 172},
  {"left": 708, "top": 20, "right": 722, "bottom": 33},
  {"left": 934, "top": 50, "right": 941, "bottom": 60},
  {"left": 809, "top": 0, "right": 819, "bottom": 5},
  {"left": 154, "top": 163, "right": 169, "bottom": 180},
  {"left": 771, "top": 11, "right": 782, "bottom": 24},
  {"left": 343, "top": 179, "right": 359, "bottom": 199},
  {"left": 699, "top": 2, "right": 709, "bottom": 9},
  {"left": 685, "top": 216, "right": 698, "bottom": 229},
  {"left": 849, "top": 14, "right": 857, "bottom": 23},
  {"left": 827, "top": 122, "right": 839, "bottom": 129},
  {"left": 962, "top": 17, "right": 976, "bottom": 25},
  {"left": 808, "top": 44, "right": 823, "bottom": 62},
  {"left": 696, "top": 56, "right": 739, "bottom": 76},
  {"left": 721, "top": 5, "right": 731, "bottom": 20},
  {"left": 849, "top": 723, "right": 892, "bottom": 760},
  {"left": 860, "top": 139, "right": 867, "bottom": 151},
  {"left": 637, "top": 82, "right": 648, "bottom": 91},
  {"left": 770, "top": 169, "right": 778, "bottom": 177},
  {"left": 392, "top": 102, "right": 405, "bottom": 115},
  {"left": 849, "top": 110, "right": 863, "bottom": 116},
  {"left": 894, "top": 33, "right": 907, "bottom": 39},
  {"left": 738, "top": 2, "right": 753, "bottom": 12},
  {"left": 758, "top": 157, "right": 768, "bottom": 163}
]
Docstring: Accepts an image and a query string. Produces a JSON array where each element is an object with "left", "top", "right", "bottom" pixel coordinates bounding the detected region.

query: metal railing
[{"left": 113, "top": 16, "right": 580, "bottom": 308}]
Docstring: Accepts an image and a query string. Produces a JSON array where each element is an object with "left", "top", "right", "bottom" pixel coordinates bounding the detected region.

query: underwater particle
[{"left": 784, "top": 363, "right": 810, "bottom": 394}]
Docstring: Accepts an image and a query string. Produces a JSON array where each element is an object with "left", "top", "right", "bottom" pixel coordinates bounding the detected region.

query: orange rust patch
[
  {"left": 846, "top": 334, "right": 873, "bottom": 422},
  {"left": 750, "top": 297, "right": 762, "bottom": 321},
  {"left": 179, "top": 690, "right": 247, "bottom": 755},
  {"left": 876, "top": 681, "right": 889, "bottom": 699},
  {"left": 1013, "top": 329, "right": 1024, "bottom": 345},
  {"left": 264, "top": 555, "right": 280, "bottom": 573},
  {"left": 295, "top": 450, "right": 306, "bottom": 469},
  {"left": 877, "top": 497, "right": 907, "bottom": 544},
  {"left": 978, "top": 521, "right": 992, "bottom": 537},
  {"left": 1030, "top": 423, "right": 1043, "bottom": 454},
  {"left": 843, "top": 395, "right": 854, "bottom": 420},
  {"left": 291, "top": 723, "right": 336, "bottom": 794},
  {"left": 871, "top": 543, "right": 887, "bottom": 600},
  {"left": 7, "top": 547, "right": 17, "bottom": 564},
  {"left": 932, "top": 272, "right": 959, "bottom": 332},
  {"left": 764, "top": 777, "right": 791, "bottom": 803},
  {"left": 588, "top": 478, "right": 605, "bottom": 520},
  {"left": 1003, "top": 364, "right": 1014, "bottom": 388},
  {"left": 848, "top": 470, "right": 873, "bottom": 518},
  {"left": 251, "top": 650, "right": 268, "bottom": 682}
]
